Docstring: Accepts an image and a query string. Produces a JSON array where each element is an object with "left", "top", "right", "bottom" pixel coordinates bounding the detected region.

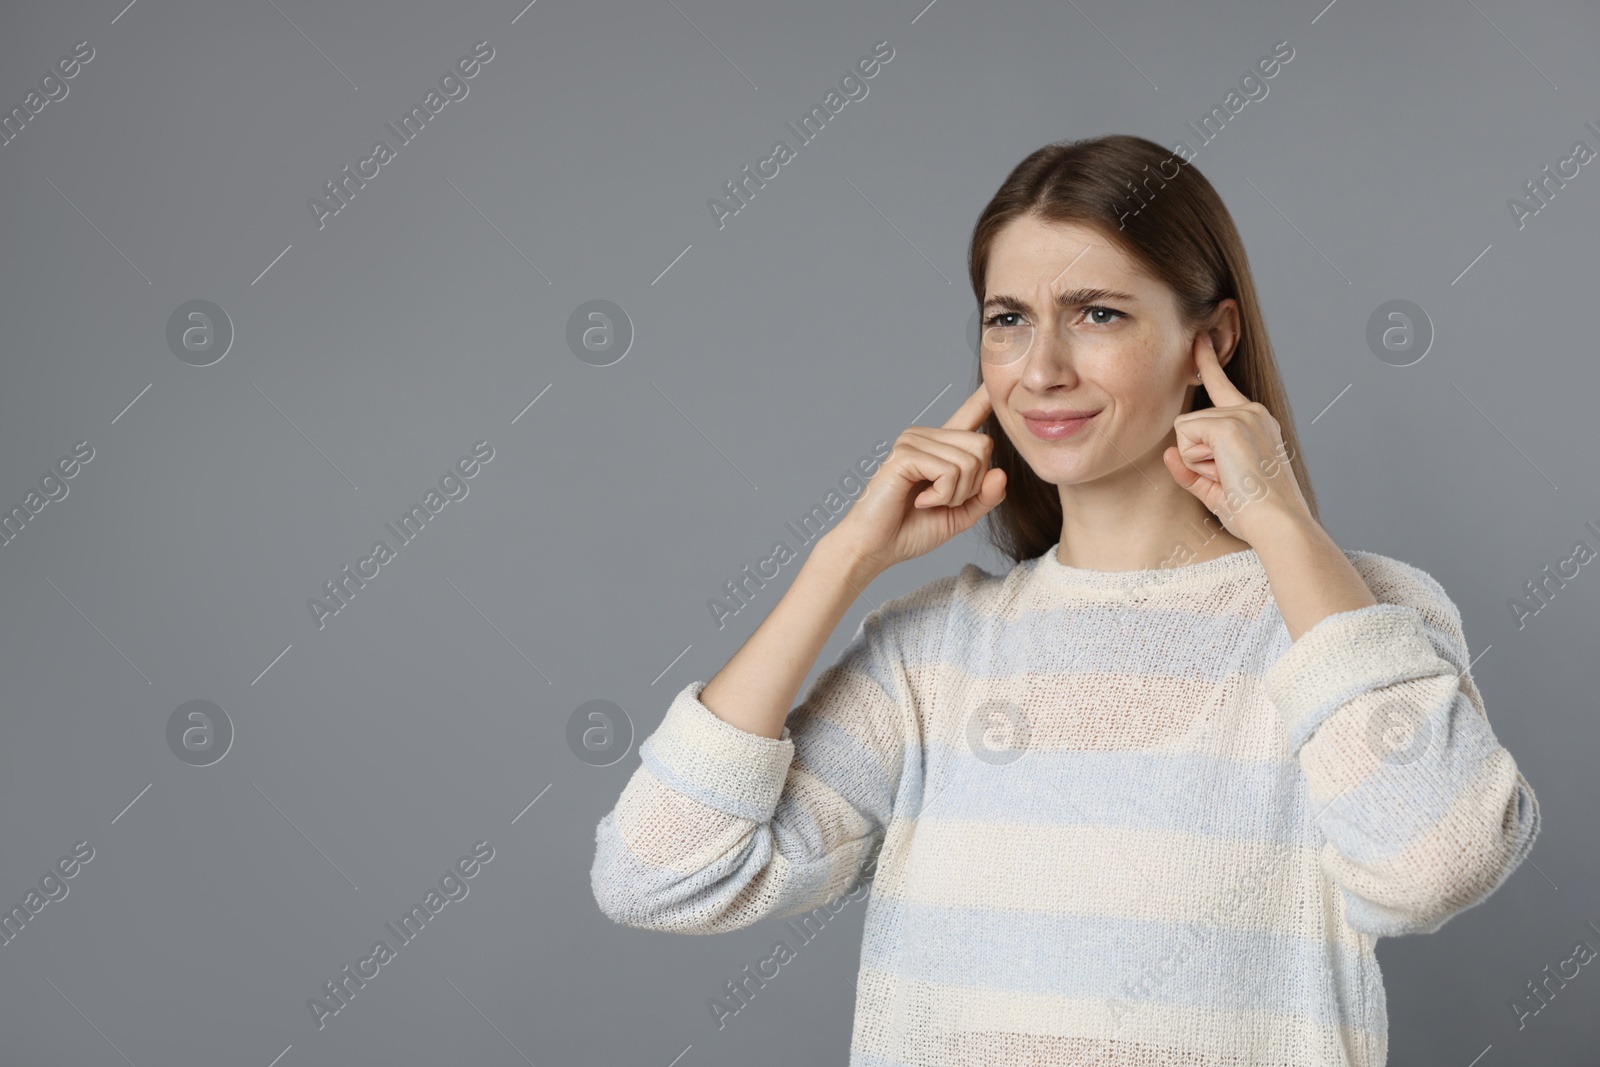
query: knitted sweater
[{"left": 590, "top": 542, "right": 1541, "bottom": 1066}]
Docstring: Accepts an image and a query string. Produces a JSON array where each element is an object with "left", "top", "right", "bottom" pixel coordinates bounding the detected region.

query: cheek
[
  {"left": 979, "top": 363, "right": 1018, "bottom": 404},
  {"left": 1113, "top": 337, "right": 1188, "bottom": 396},
  {"left": 1101, "top": 359, "right": 1190, "bottom": 431},
  {"left": 1118, "top": 332, "right": 1178, "bottom": 374},
  {"left": 1096, "top": 351, "right": 1163, "bottom": 401}
]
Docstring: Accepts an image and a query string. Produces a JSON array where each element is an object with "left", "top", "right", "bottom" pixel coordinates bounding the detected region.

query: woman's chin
[{"left": 1024, "top": 459, "right": 1098, "bottom": 487}]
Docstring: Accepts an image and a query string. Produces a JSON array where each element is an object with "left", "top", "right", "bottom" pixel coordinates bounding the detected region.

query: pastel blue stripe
[
  {"left": 899, "top": 712, "right": 1506, "bottom": 868},
  {"left": 940, "top": 598, "right": 1291, "bottom": 681},
  {"left": 639, "top": 737, "right": 773, "bottom": 822},
  {"left": 854, "top": 573, "right": 1292, "bottom": 687},
  {"left": 1339, "top": 890, "right": 1441, "bottom": 938},
  {"left": 1417, "top": 615, "right": 1470, "bottom": 676},
  {"left": 836, "top": 592, "right": 949, "bottom": 702},
  {"left": 1280, "top": 606, "right": 1454, "bottom": 755},
  {"left": 1282, "top": 609, "right": 1477, "bottom": 760},
  {"left": 870, "top": 549, "right": 1459, "bottom": 687},
  {"left": 1337, "top": 771, "right": 1541, "bottom": 937},
  {"left": 591, "top": 811, "right": 772, "bottom": 926},
  {"left": 901, "top": 742, "right": 1318, "bottom": 846},
  {"left": 850, "top": 1054, "right": 913, "bottom": 1067},
  {"left": 791, "top": 715, "right": 899, "bottom": 827},
  {"left": 590, "top": 807, "right": 839, "bottom": 927},
  {"left": 1313, "top": 693, "right": 1504, "bottom": 862},
  {"left": 857, "top": 896, "right": 1386, "bottom": 1032}
]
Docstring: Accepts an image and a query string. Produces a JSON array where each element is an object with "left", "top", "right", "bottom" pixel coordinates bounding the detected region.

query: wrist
[
  {"left": 814, "top": 529, "right": 887, "bottom": 588},
  {"left": 1253, "top": 505, "right": 1325, "bottom": 555}
]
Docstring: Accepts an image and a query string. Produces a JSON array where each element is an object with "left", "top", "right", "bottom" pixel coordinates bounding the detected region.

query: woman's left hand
[{"left": 1161, "top": 332, "right": 1315, "bottom": 546}]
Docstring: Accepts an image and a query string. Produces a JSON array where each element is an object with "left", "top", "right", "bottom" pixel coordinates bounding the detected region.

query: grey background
[{"left": 0, "top": 0, "right": 1594, "bottom": 1064}]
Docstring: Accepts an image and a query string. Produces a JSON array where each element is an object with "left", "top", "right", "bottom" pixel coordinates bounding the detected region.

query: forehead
[{"left": 985, "top": 216, "right": 1150, "bottom": 292}]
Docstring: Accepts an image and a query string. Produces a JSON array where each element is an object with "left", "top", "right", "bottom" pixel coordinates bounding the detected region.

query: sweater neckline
[{"left": 1032, "top": 539, "right": 1263, "bottom": 595}]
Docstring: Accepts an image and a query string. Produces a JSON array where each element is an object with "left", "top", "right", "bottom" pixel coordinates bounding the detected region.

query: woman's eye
[
  {"left": 1084, "top": 306, "right": 1124, "bottom": 326},
  {"left": 983, "top": 308, "right": 1123, "bottom": 328}
]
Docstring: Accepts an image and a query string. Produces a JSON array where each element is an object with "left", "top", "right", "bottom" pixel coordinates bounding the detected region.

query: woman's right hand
[{"left": 828, "top": 383, "right": 1008, "bottom": 577}]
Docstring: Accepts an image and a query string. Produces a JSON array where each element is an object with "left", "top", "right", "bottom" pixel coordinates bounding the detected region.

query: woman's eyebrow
[{"left": 982, "top": 287, "right": 1139, "bottom": 312}]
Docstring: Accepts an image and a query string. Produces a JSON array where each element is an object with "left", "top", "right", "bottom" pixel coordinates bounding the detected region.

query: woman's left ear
[{"left": 1202, "top": 301, "right": 1242, "bottom": 372}]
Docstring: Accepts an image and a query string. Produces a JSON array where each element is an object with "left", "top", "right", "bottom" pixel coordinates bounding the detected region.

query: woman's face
[{"left": 980, "top": 215, "right": 1229, "bottom": 488}]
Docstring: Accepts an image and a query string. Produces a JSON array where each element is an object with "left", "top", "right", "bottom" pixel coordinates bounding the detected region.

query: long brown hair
[{"left": 968, "top": 133, "right": 1319, "bottom": 566}]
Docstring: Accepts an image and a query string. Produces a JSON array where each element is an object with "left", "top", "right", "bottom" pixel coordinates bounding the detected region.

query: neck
[{"left": 1052, "top": 458, "right": 1253, "bottom": 571}]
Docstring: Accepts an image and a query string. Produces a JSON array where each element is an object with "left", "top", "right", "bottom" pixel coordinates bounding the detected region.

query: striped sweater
[{"left": 590, "top": 542, "right": 1541, "bottom": 1066}]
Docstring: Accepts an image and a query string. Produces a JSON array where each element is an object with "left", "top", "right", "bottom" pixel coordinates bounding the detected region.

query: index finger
[
  {"left": 1196, "top": 333, "right": 1249, "bottom": 407},
  {"left": 941, "top": 383, "right": 994, "bottom": 431}
]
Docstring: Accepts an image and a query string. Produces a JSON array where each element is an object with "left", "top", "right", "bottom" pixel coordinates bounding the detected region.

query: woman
[{"left": 590, "top": 134, "right": 1540, "bottom": 1066}]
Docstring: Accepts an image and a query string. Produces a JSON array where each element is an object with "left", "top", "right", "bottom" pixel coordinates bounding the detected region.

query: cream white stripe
[
  {"left": 928, "top": 664, "right": 1292, "bottom": 764},
  {"left": 872, "top": 817, "right": 1363, "bottom": 944},
  {"left": 850, "top": 968, "right": 1384, "bottom": 1067}
]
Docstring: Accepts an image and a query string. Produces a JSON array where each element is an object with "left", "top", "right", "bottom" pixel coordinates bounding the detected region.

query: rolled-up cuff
[
  {"left": 637, "top": 679, "right": 796, "bottom": 822},
  {"left": 1264, "top": 603, "right": 1454, "bottom": 756}
]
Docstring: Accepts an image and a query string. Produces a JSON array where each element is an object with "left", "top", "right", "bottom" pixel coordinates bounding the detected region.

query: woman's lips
[{"left": 1022, "top": 412, "right": 1097, "bottom": 440}]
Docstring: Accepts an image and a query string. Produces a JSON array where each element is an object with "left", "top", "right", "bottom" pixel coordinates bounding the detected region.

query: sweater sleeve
[
  {"left": 589, "top": 580, "right": 946, "bottom": 934},
  {"left": 1262, "top": 553, "right": 1541, "bottom": 939}
]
